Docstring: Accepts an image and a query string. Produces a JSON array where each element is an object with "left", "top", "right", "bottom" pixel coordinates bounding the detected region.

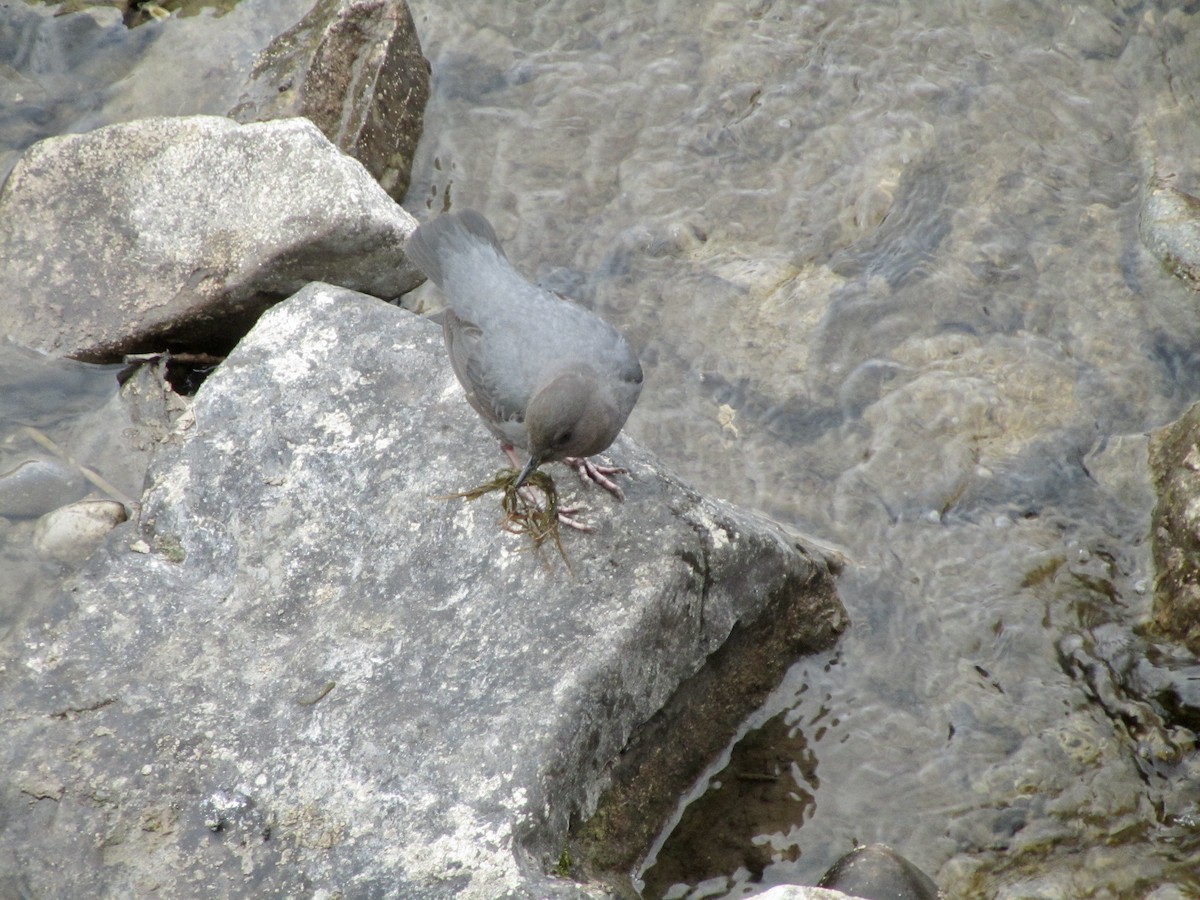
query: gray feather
[{"left": 406, "top": 209, "right": 643, "bottom": 462}]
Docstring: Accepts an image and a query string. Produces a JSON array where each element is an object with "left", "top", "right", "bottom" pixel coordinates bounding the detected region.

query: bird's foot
[
  {"left": 501, "top": 443, "right": 595, "bottom": 530},
  {"left": 565, "top": 456, "right": 628, "bottom": 501},
  {"left": 514, "top": 485, "right": 592, "bottom": 533}
]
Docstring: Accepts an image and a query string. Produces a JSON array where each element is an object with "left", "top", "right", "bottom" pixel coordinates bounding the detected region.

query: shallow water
[
  {"left": 402, "top": 0, "right": 1200, "bottom": 895},
  {"left": 0, "top": 0, "right": 310, "bottom": 180},
  {"left": 5, "top": 0, "right": 1200, "bottom": 896},
  {"left": 0, "top": 344, "right": 127, "bottom": 638}
]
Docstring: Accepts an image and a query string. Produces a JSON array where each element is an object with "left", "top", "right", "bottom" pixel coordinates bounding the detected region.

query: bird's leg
[
  {"left": 564, "top": 456, "right": 629, "bottom": 501},
  {"left": 500, "top": 444, "right": 592, "bottom": 532}
]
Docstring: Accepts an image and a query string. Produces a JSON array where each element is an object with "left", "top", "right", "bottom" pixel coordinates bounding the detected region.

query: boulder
[
  {"left": 1, "top": 0, "right": 429, "bottom": 199},
  {"left": 0, "top": 116, "right": 423, "bottom": 361},
  {"left": 0, "top": 284, "right": 845, "bottom": 898},
  {"left": 231, "top": 0, "right": 430, "bottom": 199}
]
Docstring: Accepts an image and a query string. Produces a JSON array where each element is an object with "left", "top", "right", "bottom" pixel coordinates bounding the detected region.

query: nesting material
[{"left": 450, "top": 468, "right": 568, "bottom": 564}]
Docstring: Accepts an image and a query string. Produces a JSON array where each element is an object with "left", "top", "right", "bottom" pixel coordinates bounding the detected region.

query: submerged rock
[
  {"left": 0, "top": 456, "right": 86, "bottom": 518},
  {"left": 1149, "top": 401, "right": 1200, "bottom": 651},
  {"left": 0, "top": 116, "right": 423, "bottom": 361},
  {"left": 33, "top": 499, "right": 128, "bottom": 563},
  {"left": 0, "top": 284, "right": 845, "bottom": 898},
  {"left": 1140, "top": 179, "right": 1200, "bottom": 289},
  {"left": 817, "top": 844, "right": 942, "bottom": 900}
]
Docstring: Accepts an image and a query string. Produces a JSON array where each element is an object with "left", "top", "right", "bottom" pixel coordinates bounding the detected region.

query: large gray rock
[
  {"left": 231, "top": 0, "right": 430, "bottom": 199},
  {"left": 0, "top": 284, "right": 845, "bottom": 898},
  {"left": 0, "top": 116, "right": 423, "bottom": 361},
  {"left": 1, "top": 0, "right": 429, "bottom": 197}
]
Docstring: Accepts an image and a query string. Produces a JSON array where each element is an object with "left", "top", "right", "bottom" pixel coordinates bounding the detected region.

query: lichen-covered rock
[
  {"left": 231, "top": 0, "right": 430, "bottom": 199},
  {"left": 1149, "top": 402, "right": 1200, "bottom": 651},
  {"left": 0, "top": 116, "right": 422, "bottom": 361},
  {"left": 0, "top": 284, "right": 845, "bottom": 898},
  {"left": 1140, "top": 179, "right": 1200, "bottom": 289}
]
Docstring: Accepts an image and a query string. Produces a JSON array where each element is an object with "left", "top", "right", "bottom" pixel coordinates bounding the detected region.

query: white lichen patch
[
  {"left": 314, "top": 410, "right": 354, "bottom": 442},
  {"left": 392, "top": 802, "right": 524, "bottom": 900},
  {"left": 693, "top": 504, "right": 733, "bottom": 550}
]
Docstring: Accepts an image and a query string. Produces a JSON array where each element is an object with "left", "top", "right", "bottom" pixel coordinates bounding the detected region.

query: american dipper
[{"left": 406, "top": 209, "right": 643, "bottom": 500}]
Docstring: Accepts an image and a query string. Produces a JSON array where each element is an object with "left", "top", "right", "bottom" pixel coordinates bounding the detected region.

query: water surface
[{"left": 402, "top": 0, "right": 1200, "bottom": 895}]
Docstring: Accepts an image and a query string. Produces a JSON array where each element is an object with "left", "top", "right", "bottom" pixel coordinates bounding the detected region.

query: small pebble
[{"left": 34, "top": 499, "right": 127, "bottom": 563}]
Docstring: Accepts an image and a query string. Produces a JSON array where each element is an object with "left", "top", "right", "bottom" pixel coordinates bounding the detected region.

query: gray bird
[{"left": 405, "top": 209, "right": 643, "bottom": 499}]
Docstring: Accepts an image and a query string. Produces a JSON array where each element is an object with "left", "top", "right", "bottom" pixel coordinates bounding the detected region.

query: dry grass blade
[{"left": 21, "top": 424, "right": 136, "bottom": 514}]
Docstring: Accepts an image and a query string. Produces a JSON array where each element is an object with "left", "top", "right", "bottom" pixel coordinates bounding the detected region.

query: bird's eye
[{"left": 558, "top": 430, "right": 573, "bottom": 446}]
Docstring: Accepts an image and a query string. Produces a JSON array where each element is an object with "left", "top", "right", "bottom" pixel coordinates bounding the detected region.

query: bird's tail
[{"left": 405, "top": 209, "right": 507, "bottom": 288}]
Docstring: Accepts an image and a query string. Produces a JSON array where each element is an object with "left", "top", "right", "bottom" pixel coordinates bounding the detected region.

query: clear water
[
  {"left": 402, "top": 1, "right": 1200, "bottom": 896},
  {"left": 0, "top": 344, "right": 126, "bottom": 637},
  {"left": 5, "top": 0, "right": 1200, "bottom": 896}
]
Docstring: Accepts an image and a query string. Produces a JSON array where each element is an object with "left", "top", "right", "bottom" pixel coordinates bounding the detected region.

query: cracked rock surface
[{"left": 0, "top": 284, "right": 845, "bottom": 898}]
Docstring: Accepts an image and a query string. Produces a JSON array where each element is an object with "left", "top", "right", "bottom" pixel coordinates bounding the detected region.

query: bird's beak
[{"left": 514, "top": 454, "right": 542, "bottom": 489}]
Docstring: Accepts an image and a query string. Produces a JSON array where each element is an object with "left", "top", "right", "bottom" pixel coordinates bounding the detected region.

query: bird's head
[{"left": 515, "top": 369, "right": 621, "bottom": 488}]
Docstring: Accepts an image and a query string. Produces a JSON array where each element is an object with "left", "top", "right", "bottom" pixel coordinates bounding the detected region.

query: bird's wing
[{"left": 443, "top": 309, "right": 526, "bottom": 439}]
